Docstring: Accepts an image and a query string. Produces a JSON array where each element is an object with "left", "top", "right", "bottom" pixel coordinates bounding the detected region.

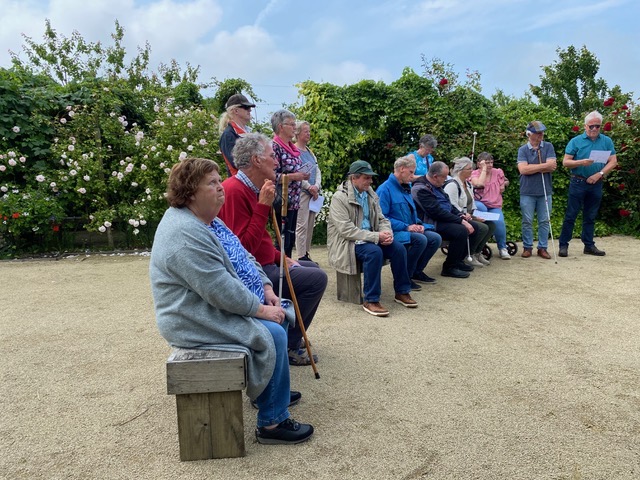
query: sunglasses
[
  {"left": 587, "top": 124, "right": 601, "bottom": 130},
  {"left": 238, "top": 105, "right": 253, "bottom": 111}
]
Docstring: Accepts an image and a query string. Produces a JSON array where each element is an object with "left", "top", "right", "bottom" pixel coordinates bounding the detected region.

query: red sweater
[{"left": 219, "top": 176, "right": 281, "bottom": 266}]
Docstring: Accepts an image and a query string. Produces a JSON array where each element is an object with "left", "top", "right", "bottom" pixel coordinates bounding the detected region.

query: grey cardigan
[{"left": 149, "top": 207, "right": 275, "bottom": 399}]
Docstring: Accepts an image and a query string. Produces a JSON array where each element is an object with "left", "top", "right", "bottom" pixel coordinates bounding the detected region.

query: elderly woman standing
[
  {"left": 409, "top": 134, "right": 438, "bottom": 181},
  {"left": 444, "top": 157, "right": 496, "bottom": 267},
  {"left": 150, "top": 157, "right": 313, "bottom": 445},
  {"left": 219, "top": 93, "right": 255, "bottom": 176},
  {"left": 470, "top": 152, "right": 511, "bottom": 259},
  {"left": 293, "top": 121, "right": 321, "bottom": 262},
  {"left": 271, "top": 109, "right": 310, "bottom": 258}
]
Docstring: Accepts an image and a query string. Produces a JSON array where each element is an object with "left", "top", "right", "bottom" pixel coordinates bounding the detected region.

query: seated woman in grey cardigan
[
  {"left": 149, "top": 157, "right": 313, "bottom": 445},
  {"left": 443, "top": 157, "right": 496, "bottom": 267}
]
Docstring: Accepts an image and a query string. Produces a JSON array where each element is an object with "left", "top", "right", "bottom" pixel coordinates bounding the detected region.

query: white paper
[
  {"left": 308, "top": 195, "right": 325, "bottom": 213},
  {"left": 589, "top": 150, "right": 611, "bottom": 164},
  {"left": 473, "top": 210, "right": 500, "bottom": 221}
]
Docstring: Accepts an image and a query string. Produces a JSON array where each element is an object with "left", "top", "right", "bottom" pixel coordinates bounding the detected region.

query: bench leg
[
  {"left": 336, "top": 271, "right": 363, "bottom": 305},
  {"left": 175, "top": 390, "right": 245, "bottom": 460}
]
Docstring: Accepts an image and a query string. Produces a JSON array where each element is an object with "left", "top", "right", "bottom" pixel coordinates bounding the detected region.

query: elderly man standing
[
  {"left": 517, "top": 121, "right": 557, "bottom": 259},
  {"left": 328, "top": 160, "right": 417, "bottom": 317},
  {"left": 218, "top": 132, "right": 328, "bottom": 366},
  {"left": 376, "top": 155, "right": 442, "bottom": 285},
  {"left": 411, "top": 161, "right": 479, "bottom": 279},
  {"left": 558, "top": 111, "right": 618, "bottom": 257}
]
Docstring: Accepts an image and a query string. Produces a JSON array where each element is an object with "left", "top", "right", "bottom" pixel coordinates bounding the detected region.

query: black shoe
[
  {"left": 584, "top": 245, "right": 606, "bottom": 256},
  {"left": 441, "top": 267, "right": 470, "bottom": 278},
  {"left": 410, "top": 281, "right": 422, "bottom": 291},
  {"left": 298, "top": 254, "right": 312, "bottom": 262},
  {"left": 251, "top": 391, "right": 302, "bottom": 409},
  {"left": 255, "top": 418, "right": 314, "bottom": 445},
  {"left": 559, "top": 246, "right": 568, "bottom": 257},
  {"left": 412, "top": 272, "right": 437, "bottom": 284},
  {"left": 456, "top": 262, "right": 474, "bottom": 272}
]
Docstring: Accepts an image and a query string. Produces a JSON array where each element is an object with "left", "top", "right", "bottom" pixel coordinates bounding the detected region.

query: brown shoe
[
  {"left": 394, "top": 293, "right": 418, "bottom": 308},
  {"left": 537, "top": 248, "right": 551, "bottom": 259},
  {"left": 521, "top": 248, "right": 532, "bottom": 258},
  {"left": 362, "top": 302, "right": 390, "bottom": 317}
]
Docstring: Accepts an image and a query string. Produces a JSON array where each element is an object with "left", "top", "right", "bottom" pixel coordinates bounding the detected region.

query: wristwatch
[{"left": 599, "top": 171, "right": 605, "bottom": 177}]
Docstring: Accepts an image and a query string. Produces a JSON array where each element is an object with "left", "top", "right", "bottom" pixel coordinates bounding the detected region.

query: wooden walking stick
[{"left": 273, "top": 174, "right": 320, "bottom": 379}]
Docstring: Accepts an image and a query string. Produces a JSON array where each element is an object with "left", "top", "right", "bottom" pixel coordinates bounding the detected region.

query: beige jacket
[{"left": 327, "top": 180, "right": 392, "bottom": 275}]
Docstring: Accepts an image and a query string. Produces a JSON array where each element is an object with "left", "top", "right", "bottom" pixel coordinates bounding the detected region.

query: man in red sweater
[{"left": 219, "top": 132, "right": 328, "bottom": 366}]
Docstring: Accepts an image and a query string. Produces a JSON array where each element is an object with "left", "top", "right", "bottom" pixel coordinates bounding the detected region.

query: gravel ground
[{"left": 2, "top": 235, "right": 640, "bottom": 480}]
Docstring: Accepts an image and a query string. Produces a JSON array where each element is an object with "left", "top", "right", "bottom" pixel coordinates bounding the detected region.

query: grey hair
[
  {"left": 271, "top": 109, "right": 296, "bottom": 133},
  {"left": 394, "top": 155, "right": 416, "bottom": 171},
  {"left": 585, "top": 110, "right": 603, "bottom": 125},
  {"left": 450, "top": 156, "right": 474, "bottom": 176},
  {"left": 428, "top": 160, "right": 448, "bottom": 177},
  {"left": 476, "top": 152, "right": 494, "bottom": 163},
  {"left": 419, "top": 134, "right": 438, "bottom": 149},
  {"left": 232, "top": 132, "right": 270, "bottom": 170},
  {"left": 294, "top": 120, "right": 310, "bottom": 136}
]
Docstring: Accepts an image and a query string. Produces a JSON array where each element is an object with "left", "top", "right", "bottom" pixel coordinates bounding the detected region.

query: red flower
[
  {"left": 603, "top": 122, "right": 612, "bottom": 131},
  {"left": 439, "top": 78, "right": 449, "bottom": 86},
  {"left": 629, "top": 169, "right": 636, "bottom": 174},
  {"left": 626, "top": 119, "right": 633, "bottom": 126},
  {"left": 618, "top": 184, "right": 625, "bottom": 191},
  {"left": 619, "top": 209, "right": 631, "bottom": 217},
  {"left": 603, "top": 97, "right": 615, "bottom": 107},
  {"left": 622, "top": 104, "right": 629, "bottom": 110},
  {"left": 52, "top": 224, "right": 60, "bottom": 232},
  {"left": 572, "top": 125, "right": 580, "bottom": 132},
  {"left": 12, "top": 212, "right": 20, "bottom": 219},
  {"left": 612, "top": 110, "right": 619, "bottom": 115}
]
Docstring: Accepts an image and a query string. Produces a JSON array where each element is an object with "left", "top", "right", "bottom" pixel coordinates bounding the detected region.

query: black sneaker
[
  {"left": 255, "top": 418, "right": 314, "bottom": 445},
  {"left": 456, "top": 262, "right": 474, "bottom": 272},
  {"left": 441, "top": 267, "right": 470, "bottom": 278},
  {"left": 251, "top": 391, "right": 302, "bottom": 409},
  {"left": 584, "top": 245, "right": 606, "bottom": 256},
  {"left": 412, "top": 272, "right": 437, "bottom": 284},
  {"left": 410, "top": 281, "right": 422, "bottom": 291},
  {"left": 559, "top": 246, "right": 568, "bottom": 257}
]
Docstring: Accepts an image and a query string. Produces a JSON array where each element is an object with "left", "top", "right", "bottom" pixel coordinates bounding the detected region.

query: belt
[{"left": 571, "top": 175, "right": 587, "bottom": 180}]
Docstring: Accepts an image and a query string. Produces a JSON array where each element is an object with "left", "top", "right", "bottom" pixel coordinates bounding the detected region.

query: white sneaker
[
  {"left": 465, "top": 256, "right": 484, "bottom": 267},
  {"left": 499, "top": 248, "right": 511, "bottom": 260},
  {"left": 475, "top": 253, "right": 491, "bottom": 266}
]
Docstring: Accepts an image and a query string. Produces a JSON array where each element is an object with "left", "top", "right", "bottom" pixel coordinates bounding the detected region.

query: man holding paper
[
  {"left": 294, "top": 121, "right": 322, "bottom": 262},
  {"left": 558, "top": 111, "right": 618, "bottom": 257}
]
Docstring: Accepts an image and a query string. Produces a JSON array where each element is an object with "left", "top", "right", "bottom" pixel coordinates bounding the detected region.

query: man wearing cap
[
  {"left": 517, "top": 121, "right": 557, "bottom": 259},
  {"left": 219, "top": 93, "right": 256, "bottom": 176},
  {"left": 328, "top": 160, "right": 418, "bottom": 317},
  {"left": 558, "top": 111, "right": 618, "bottom": 257}
]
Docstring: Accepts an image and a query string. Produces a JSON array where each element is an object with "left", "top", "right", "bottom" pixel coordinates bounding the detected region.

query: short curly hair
[{"left": 166, "top": 158, "right": 219, "bottom": 208}]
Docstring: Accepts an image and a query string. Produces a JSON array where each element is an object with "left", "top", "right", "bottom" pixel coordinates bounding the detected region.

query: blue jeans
[
  {"left": 405, "top": 230, "right": 442, "bottom": 278},
  {"left": 255, "top": 320, "right": 290, "bottom": 427},
  {"left": 474, "top": 201, "right": 507, "bottom": 250},
  {"left": 559, "top": 177, "right": 603, "bottom": 248},
  {"left": 355, "top": 240, "right": 411, "bottom": 302},
  {"left": 520, "top": 195, "right": 552, "bottom": 249}
]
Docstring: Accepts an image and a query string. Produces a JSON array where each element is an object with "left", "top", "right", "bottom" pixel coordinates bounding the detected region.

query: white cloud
[{"left": 311, "top": 60, "right": 392, "bottom": 86}]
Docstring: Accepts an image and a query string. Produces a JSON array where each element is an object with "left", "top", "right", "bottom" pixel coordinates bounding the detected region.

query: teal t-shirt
[{"left": 565, "top": 132, "right": 616, "bottom": 177}]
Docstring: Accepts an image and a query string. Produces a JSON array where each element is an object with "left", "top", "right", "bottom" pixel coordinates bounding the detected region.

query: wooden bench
[{"left": 166, "top": 348, "right": 247, "bottom": 461}]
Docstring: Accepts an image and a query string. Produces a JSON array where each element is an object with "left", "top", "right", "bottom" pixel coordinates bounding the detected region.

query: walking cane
[
  {"left": 273, "top": 175, "right": 320, "bottom": 379},
  {"left": 471, "top": 131, "right": 478, "bottom": 162},
  {"left": 537, "top": 149, "right": 558, "bottom": 264}
]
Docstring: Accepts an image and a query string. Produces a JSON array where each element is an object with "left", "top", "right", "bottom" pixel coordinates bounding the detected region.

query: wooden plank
[
  {"left": 336, "top": 271, "right": 363, "bottom": 305},
  {"left": 175, "top": 393, "right": 213, "bottom": 461},
  {"left": 167, "top": 349, "right": 246, "bottom": 395},
  {"left": 209, "top": 391, "right": 245, "bottom": 458}
]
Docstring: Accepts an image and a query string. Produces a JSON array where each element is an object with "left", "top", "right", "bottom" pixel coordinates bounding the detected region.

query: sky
[{"left": 1, "top": 0, "right": 639, "bottom": 123}]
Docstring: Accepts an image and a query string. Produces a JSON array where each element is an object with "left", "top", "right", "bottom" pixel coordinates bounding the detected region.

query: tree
[{"left": 530, "top": 45, "right": 611, "bottom": 118}]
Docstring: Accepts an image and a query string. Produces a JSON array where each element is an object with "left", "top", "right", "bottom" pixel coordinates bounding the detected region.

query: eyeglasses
[
  {"left": 587, "top": 124, "right": 601, "bottom": 130},
  {"left": 283, "top": 122, "right": 296, "bottom": 127},
  {"left": 238, "top": 105, "right": 252, "bottom": 111},
  {"left": 483, "top": 160, "right": 494, "bottom": 164}
]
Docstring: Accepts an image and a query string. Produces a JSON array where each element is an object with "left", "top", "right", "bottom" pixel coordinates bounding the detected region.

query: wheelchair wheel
[
  {"left": 506, "top": 241, "right": 518, "bottom": 256},
  {"left": 482, "top": 244, "right": 493, "bottom": 260}
]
